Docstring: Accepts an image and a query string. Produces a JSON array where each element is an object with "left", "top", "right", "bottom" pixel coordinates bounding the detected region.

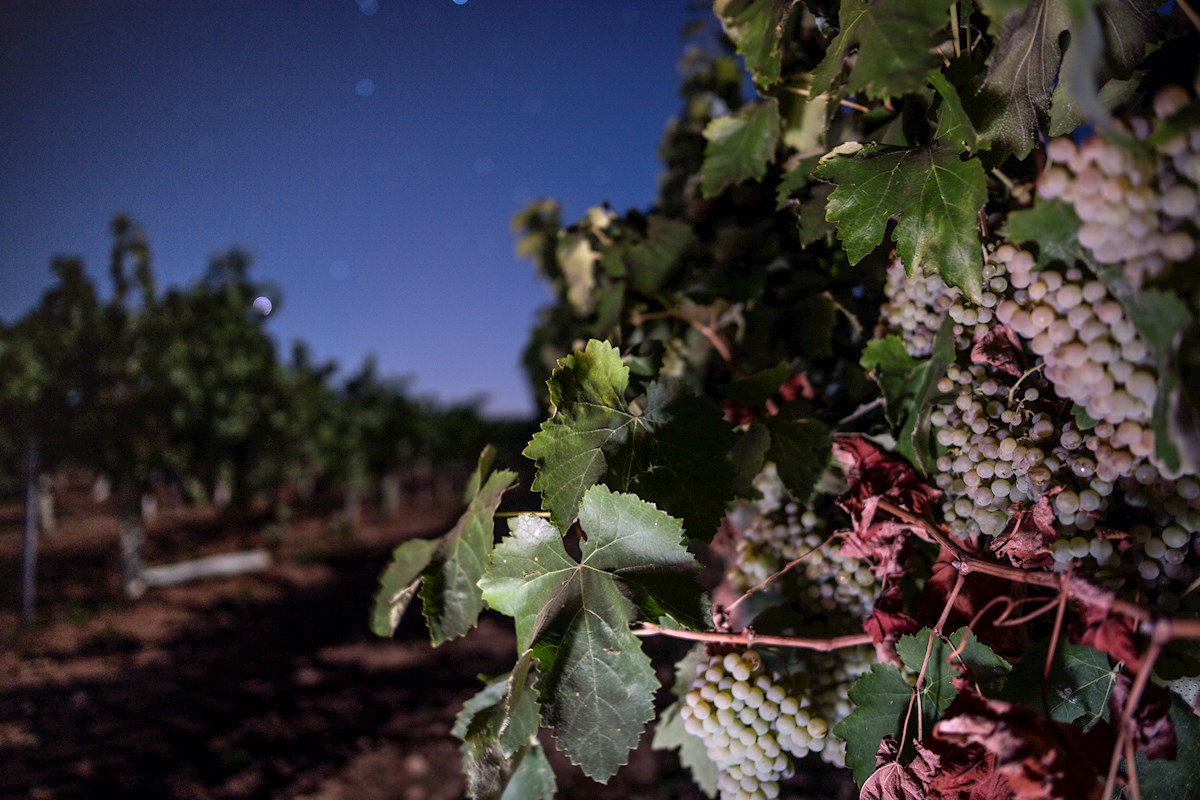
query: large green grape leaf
[
  {"left": 714, "top": 0, "right": 798, "bottom": 90},
  {"left": 370, "top": 446, "right": 516, "bottom": 642},
  {"left": 701, "top": 99, "right": 781, "bottom": 198},
  {"left": 835, "top": 663, "right": 914, "bottom": 785},
  {"left": 998, "top": 640, "right": 1117, "bottom": 727},
  {"left": 525, "top": 340, "right": 633, "bottom": 529},
  {"left": 479, "top": 487, "right": 705, "bottom": 782},
  {"left": 809, "top": 0, "right": 952, "bottom": 101},
  {"left": 525, "top": 340, "right": 736, "bottom": 539},
  {"left": 421, "top": 453, "right": 518, "bottom": 645},
  {"left": 817, "top": 144, "right": 986, "bottom": 301},
  {"left": 453, "top": 655, "right": 555, "bottom": 800},
  {"left": 969, "top": 0, "right": 1074, "bottom": 159}
]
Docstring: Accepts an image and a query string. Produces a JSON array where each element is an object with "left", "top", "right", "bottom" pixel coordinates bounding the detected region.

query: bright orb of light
[
  {"left": 253, "top": 296, "right": 273, "bottom": 316},
  {"left": 453, "top": 0, "right": 468, "bottom": 5}
]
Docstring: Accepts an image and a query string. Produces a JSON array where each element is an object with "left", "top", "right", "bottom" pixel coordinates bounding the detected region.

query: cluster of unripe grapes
[
  {"left": 726, "top": 464, "right": 877, "bottom": 621},
  {"left": 681, "top": 648, "right": 870, "bottom": 799}
]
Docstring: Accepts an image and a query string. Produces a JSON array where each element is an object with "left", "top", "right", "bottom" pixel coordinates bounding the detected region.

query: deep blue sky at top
[{"left": 0, "top": 0, "right": 704, "bottom": 416}]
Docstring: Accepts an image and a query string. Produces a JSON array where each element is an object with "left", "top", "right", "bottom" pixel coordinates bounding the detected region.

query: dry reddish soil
[{"left": 0, "top": 486, "right": 853, "bottom": 800}]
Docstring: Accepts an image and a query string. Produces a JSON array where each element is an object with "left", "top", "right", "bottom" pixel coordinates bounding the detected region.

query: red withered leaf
[{"left": 990, "top": 492, "right": 1058, "bottom": 569}]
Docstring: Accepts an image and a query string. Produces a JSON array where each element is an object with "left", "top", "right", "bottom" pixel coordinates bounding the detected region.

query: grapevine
[{"left": 371, "top": 3, "right": 1200, "bottom": 799}]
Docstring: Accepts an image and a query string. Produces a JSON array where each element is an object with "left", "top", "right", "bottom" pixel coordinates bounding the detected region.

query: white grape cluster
[
  {"left": 994, "top": 246, "right": 1158, "bottom": 437},
  {"left": 876, "top": 257, "right": 959, "bottom": 357},
  {"left": 1037, "top": 87, "right": 1199, "bottom": 289},
  {"left": 873, "top": 223, "right": 1200, "bottom": 604},
  {"left": 682, "top": 648, "right": 871, "bottom": 798},
  {"left": 727, "top": 464, "right": 877, "bottom": 621},
  {"left": 930, "top": 357, "right": 1114, "bottom": 544}
]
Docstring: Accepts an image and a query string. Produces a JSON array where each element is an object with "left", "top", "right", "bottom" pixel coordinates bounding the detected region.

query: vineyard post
[{"left": 20, "top": 433, "right": 40, "bottom": 629}]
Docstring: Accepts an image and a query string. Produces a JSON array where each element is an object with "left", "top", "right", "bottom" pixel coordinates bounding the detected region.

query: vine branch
[{"left": 634, "top": 622, "right": 872, "bottom": 653}]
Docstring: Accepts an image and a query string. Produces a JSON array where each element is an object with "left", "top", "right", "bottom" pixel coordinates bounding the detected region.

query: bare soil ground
[{"left": 0, "top": 485, "right": 852, "bottom": 800}]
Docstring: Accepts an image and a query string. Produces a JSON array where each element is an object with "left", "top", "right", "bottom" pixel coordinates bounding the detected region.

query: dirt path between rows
[{"left": 0, "top": 493, "right": 851, "bottom": 799}]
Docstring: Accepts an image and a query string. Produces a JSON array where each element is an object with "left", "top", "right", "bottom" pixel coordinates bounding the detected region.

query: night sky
[{"left": 0, "top": 0, "right": 703, "bottom": 416}]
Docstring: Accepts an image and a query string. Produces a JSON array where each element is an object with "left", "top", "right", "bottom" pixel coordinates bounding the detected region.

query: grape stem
[{"left": 633, "top": 622, "right": 872, "bottom": 652}]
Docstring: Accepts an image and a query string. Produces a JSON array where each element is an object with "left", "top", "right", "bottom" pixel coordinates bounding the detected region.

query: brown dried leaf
[
  {"left": 933, "top": 689, "right": 1105, "bottom": 800},
  {"left": 970, "top": 324, "right": 1027, "bottom": 379},
  {"left": 991, "top": 493, "right": 1059, "bottom": 569},
  {"left": 833, "top": 436, "right": 941, "bottom": 581},
  {"left": 862, "top": 736, "right": 941, "bottom": 800},
  {"left": 1069, "top": 600, "right": 1144, "bottom": 673}
]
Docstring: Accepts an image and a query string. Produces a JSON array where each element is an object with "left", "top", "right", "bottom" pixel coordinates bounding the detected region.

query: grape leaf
[
  {"left": 1048, "top": 0, "right": 1156, "bottom": 137},
  {"left": 896, "top": 628, "right": 1011, "bottom": 732},
  {"left": 453, "top": 658, "right": 555, "bottom": 800},
  {"left": 701, "top": 99, "right": 781, "bottom": 198},
  {"left": 778, "top": 156, "right": 837, "bottom": 245},
  {"left": 809, "top": 0, "right": 952, "bottom": 101},
  {"left": 998, "top": 640, "right": 1116, "bottom": 727},
  {"left": 816, "top": 144, "right": 986, "bottom": 301},
  {"left": 728, "top": 420, "right": 771, "bottom": 497},
  {"left": 369, "top": 536, "right": 441, "bottom": 637},
  {"left": 479, "top": 487, "right": 705, "bottom": 781},
  {"left": 1072, "top": 404, "right": 1099, "bottom": 431},
  {"left": 837, "top": 628, "right": 1010, "bottom": 786},
  {"left": 525, "top": 340, "right": 737, "bottom": 539},
  {"left": 896, "top": 317, "right": 956, "bottom": 474},
  {"left": 497, "top": 748, "right": 556, "bottom": 800},
  {"left": 653, "top": 701, "right": 719, "bottom": 798},
  {"left": 860, "top": 335, "right": 923, "bottom": 428},
  {"left": 714, "top": 0, "right": 798, "bottom": 90},
  {"left": 1136, "top": 691, "right": 1200, "bottom": 800},
  {"left": 525, "top": 340, "right": 633, "bottom": 528},
  {"left": 370, "top": 446, "right": 516, "bottom": 640},
  {"left": 835, "top": 663, "right": 915, "bottom": 786},
  {"left": 626, "top": 217, "right": 696, "bottom": 295},
  {"left": 1124, "top": 289, "right": 1197, "bottom": 475},
  {"left": 969, "top": 0, "right": 1073, "bottom": 159},
  {"left": 930, "top": 72, "right": 978, "bottom": 152},
  {"left": 763, "top": 403, "right": 831, "bottom": 503},
  {"left": 421, "top": 450, "right": 518, "bottom": 645},
  {"left": 1005, "top": 199, "right": 1085, "bottom": 269}
]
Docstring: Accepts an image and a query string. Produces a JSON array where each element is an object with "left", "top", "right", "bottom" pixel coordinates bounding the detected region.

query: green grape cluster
[{"left": 681, "top": 650, "right": 832, "bottom": 800}]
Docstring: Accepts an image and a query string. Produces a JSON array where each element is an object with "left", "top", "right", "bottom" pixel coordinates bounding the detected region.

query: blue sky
[{"left": 0, "top": 0, "right": 701, "bottom": 416}]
